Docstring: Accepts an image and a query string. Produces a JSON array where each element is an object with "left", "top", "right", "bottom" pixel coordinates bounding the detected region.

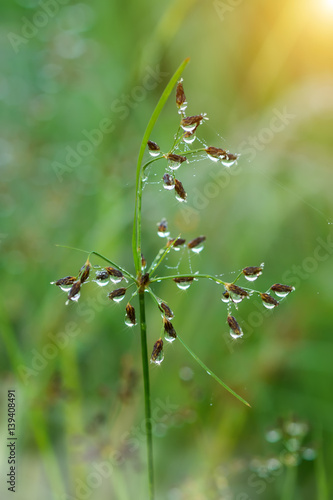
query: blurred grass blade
[
  {"left": 315, "top": 429, "right": 329, "bottom": 500},
  {"left": 177, "top": 333, "right": 251, "bottom": 407}
]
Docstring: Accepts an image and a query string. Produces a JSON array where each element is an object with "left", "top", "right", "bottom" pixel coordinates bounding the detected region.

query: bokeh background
[{"left": 1, "top": 0, "right": 333, "bottom": 499}]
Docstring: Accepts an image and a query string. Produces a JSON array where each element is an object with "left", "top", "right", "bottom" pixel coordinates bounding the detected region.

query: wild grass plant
[{"left": 52, "top": 58, "right": 295, "bottom": 499}]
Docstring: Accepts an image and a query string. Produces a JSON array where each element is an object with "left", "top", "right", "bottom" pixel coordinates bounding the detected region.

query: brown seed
[
  {"left": 108, "top": 288, "right": 126, "bottom": 301},
  {"left": 157, "top": 218, "right": 168, "bottom": 234},
  {"left": 139, "top": 273, "right": 150, "bottom": 288},
  {"left": 95, "top": 269, "right": 109, "bottom": 281},
  {"left": 205, "top": 146, "right": 227, "bottom": 158},
  {"left": 167, "top": 237, "right": 186, "bottom": 248},
  {"left": 227, "top": 315, "right": 243, "bottom": 337},
  {"left": 163, "top": 173, "right": 174, "bottom": 188},
  {"left": 187, "top": 236, "right": 206, "bottom": 249},
  {"left": 173, "top": 276, "right": 194, "bottom": 284},
  {"left": 141, "top": 253, "right": 147, "bottom": 269},
  {"left": 105, "top": 267, "right": 123, "bottom": 279},
  {"left": 181, "top": 115, "right": 206, "bottom": 129},
  {"left": 260, "top": 293, "right": 279, "bottom": 307},
  {"left": 125, "top": 303, "right": 136, "bottom": 325},
  {"left": 176, "top": 79, "right": 187, "bottom": 109},
  {"left": 160, "top": 302, "right": 174, "bottom": 319},
  {"left": 242, "top": 266, "right": 263, "bottom": 277},
  {"left": 270, "top": 284, "right": 294, "bottom": 294},
  {"left": 165, "top": 153, "right": 187, "bottom": 164},
  {"left": 226, "top": 152, "right": 238, "bottom": 161},
  {"left": 53, "top": 276, "right": 77, "bottom": 286},
  {"left": 79, "top": 260, "right": 91, "bottom": 283},
  {"left": 163, "top": 318, "right": 177, "bottom": 340},
  {"left": 68, "top": 280, "right": 81, "bottom": 301},
  {"left": 174, "top": 178, "right": 187, "bottom": 201},
  {"left": 147, "top": 140, "right": 160, "bottom": 152},
  {"left": 225, "top": 283, "right": 249, "bottom": 298},
  {"left": 151, "top": 338, "right": 164, "bottom": 364}
]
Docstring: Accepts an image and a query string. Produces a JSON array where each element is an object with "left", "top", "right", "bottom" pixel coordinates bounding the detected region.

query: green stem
[
  {"left": 139, "top": 292, "right": 154, "bottom": 500},
  {"left": 150, "top": 273, "right": 227, "bottom": 285},
  {"left": 177, "top": 333, "right": 251, "bottom": 407}
]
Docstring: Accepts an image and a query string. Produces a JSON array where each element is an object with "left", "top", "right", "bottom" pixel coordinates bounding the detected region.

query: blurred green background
[{"left": 1, "top": 0, "right": 333, "bottom": 499}]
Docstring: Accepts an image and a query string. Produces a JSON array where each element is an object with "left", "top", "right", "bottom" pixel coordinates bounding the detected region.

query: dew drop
[
  {"left": 230, "top": 293, "right": 243, "bottom": 304},
  {"left": 244, "top": 274, "right": 260, "bottom": 282},
  {"left": 175, "top": 194, "right": 187, "bottom": 203},
  {"left": 163, "top": 173, "right": 175, "bottom": 190},
  {"left": 125, "top": 316, "right": 137, "bottom": 327},
  {"left": 262, "top": 301, "right": 276, "bottom": 310},
  {"left": 168, "top": 161, "right": 181, "bottom": 171},
  {"left": 66, "top": 292, "right": 80, "bottom": 305},
  {"left": 221, "top": 159, "right": 237, "bottom": 167},
  {"left": 151, "top": 352, "right": 164, "bottom": 365},
  {"left": 229, "top": 329, "right": 243, "bottom": 340},
  {"left": 190, "top": 244, "right": 204, "bottom": 254},
  {"left": 206, "top": 153, "right": 220, "bottom": 162},
  {"left": 112, "top": 294, "right": 125, "bottom": 303},
  {"left": 59, "top": 284, "right": 73, "bottom": 292},
  {"left": 176, "top": 281, "right": 191, "bottom": 290},
  {"left": 164, "top": 332, "right": 176, "bottom": 343},
  {"left": 94, "top": 278, "right": 109, "bottom": 287},
  {"left": 181, "top": 123, "right": 197, "bottom": 133},
  {"left": 149, "top": 150, "right": 160, "bottom": 158},
  {"left": 183, "top": 134, "right": 196, "bottom": 144},
  {"left": 274, "top": 289, "right": 294, "bottom": 298},
  {"left": 221, "top": 293, "right": 230, "bottom": 304},
  {"left": 157, "top": 230, "right": 170, "bottom": 238},
  {"left": 110, "top": 276, "right": 123, "bottom": 284}
]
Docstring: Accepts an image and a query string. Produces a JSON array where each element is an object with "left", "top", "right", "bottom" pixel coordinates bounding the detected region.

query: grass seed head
[
  {"left": 160, "top": 302, "right": 174, "bottom": 319},
  {"left": 174, "top": 178, "right": 187, "bottom": 201},
  {"left": 188, "top": 236, "right": 206, "bottom": 249},
  {"left": 151, "top": 338, "right": 164, "bottom": 364},
  {"left": 125, "top": 303, "right": 136, "bottom": 325},
  {"left": 109, "top": 288, "right": 127, "bottom": 301}
]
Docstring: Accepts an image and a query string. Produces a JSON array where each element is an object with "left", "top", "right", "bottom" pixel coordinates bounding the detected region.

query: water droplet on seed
[
  {"left": 151, "top": 352, "right": 164, "bottom": 365},
  {"left": 125, "top": 316, "right": 137, "bottom": 327},
  {"left": 60, "top": 285, "right": 73, "bottom": 292},
  {"left": 183, "top": 134, "right": 196, "bottom": 144},
  {"left": 274, "top": 289, "right": 293, "bottom": 298},
  {"left": 244, "top": 274, "right": 260, "bottom": 282},
  {"left": 221, "top": 159, "right": 236, "bottom": 167},
  {"left": 176, "top": 282, "right": 191, "bottom": 290},
  {"left": 262, "top": 301, "right": 276, "bottom": 310},
  {"left": 94, "top": 278, "right": 109, "bottom": 287},
  {"left": 181, "top": 123, "right": 196, "bottom": 133},
  {"left": 175, "top": 194, "right": 187, "bottom": 203},
  {"left": 110, "top": 276, "right": 123, "bottom": 284},
  {"left": 168, "top": 161, "right": 181, "bottom": 171},
  {"left": 157, "top": 230, "right": 170, "bottom": 238},
  {"left": 164, "top": 332, "right": 176, "bottom": 343},
  {"left": 149, "top": 150, "right": 160, "bottom": 157},
  {"left": 190, "top": 245, "right": 204, "bottom": 254},
  {"left": 229, "top": 329, "right": 243, "bottom": 339},
  {"left": 112, "top": 294, "right": 125, "bottom": 303}
]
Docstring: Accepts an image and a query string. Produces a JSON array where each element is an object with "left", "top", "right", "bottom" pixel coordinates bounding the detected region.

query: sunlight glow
[{"left": 323, "top": 0, "right": 333, "bottom": 9}]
